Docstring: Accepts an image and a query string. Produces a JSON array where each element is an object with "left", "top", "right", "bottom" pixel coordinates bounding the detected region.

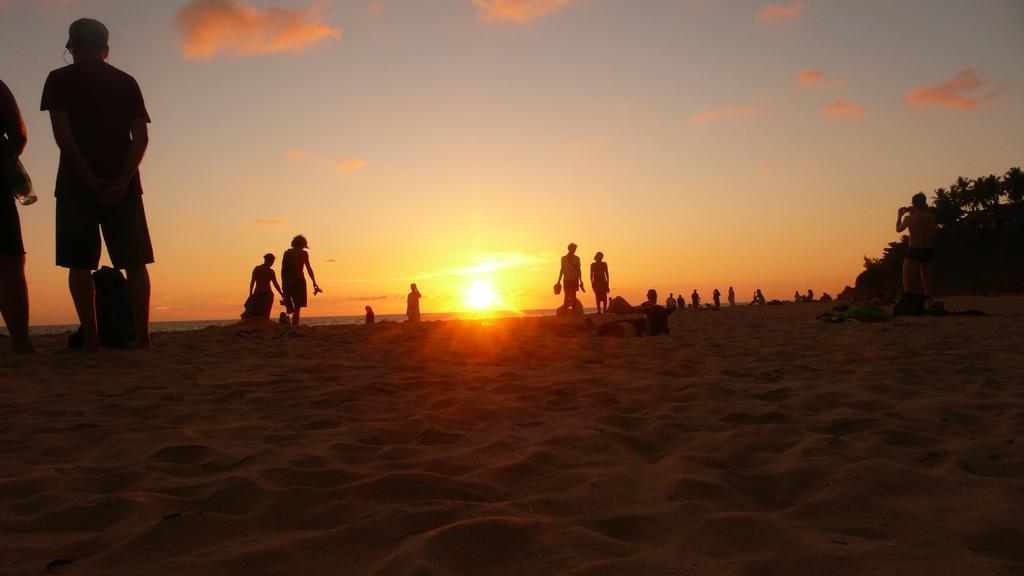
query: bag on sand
[
  {"left": 68, "top": 267, "right": 136, "bottom": 349},
  {"left": 893, "top": 292, "right": 927, "bottom": 317}
]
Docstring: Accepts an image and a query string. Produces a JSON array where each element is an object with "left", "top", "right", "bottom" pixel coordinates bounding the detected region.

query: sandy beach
[{"left": 2, "top": 297, "right": 1023, "bottom": 575}]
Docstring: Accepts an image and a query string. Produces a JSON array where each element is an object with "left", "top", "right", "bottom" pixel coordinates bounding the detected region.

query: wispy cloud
[
  {"left": 796, "top": 69, "right": 823, "bottom": 87},
  {"left": 758, "top": 1, "right": 805, "bottom": 23},
  {"left": 906, "top": 67, "right": 1004, "bottom": 111},
  {"left": 325, "top": 258, "right": 337, "bottom": 263},
  {"left": 252, "top": 217, "right": 287, "bottom": 226},
  {"left": 175, "top": 0, "right": 341, "bottom": 60},
  {"left": 336, "top": 157, "right": 368, "bottom": 174},
  {"left": 287, "top": 150, "right": 310, "bottom": 160},
  {"left": 821, "top": 97, "right": 867, "bottom": 118},
  {"left": 690, "top": 105, "right": 760, "bottom": 124},
  {"left": 366, "top": 0, "right": 383, "bottom": 15},
  {"left": 473, "top": 0, "right": 576, "bottom": 23}
]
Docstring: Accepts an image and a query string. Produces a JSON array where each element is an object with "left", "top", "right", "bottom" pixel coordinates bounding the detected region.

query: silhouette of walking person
[
  {"left": 43, "top": 18, "right": 154, "bottom": 350},
  {"left": 242, "top": 253, "right": 283, "bottom": 320},
  {"left": 728, "top": 286, "right": 735, "bottom": 307},
  {"left": 590, "top": 251, "right": 609, "bottom": 314},
  {"left": 713, "top": 288, "right": 721, "bottom": 311},
  {"left": 407, "top": 283, "right": 421, "bottom": 322},
  {"left": 556, "top": 243, "right": 584, "bottom": 315},
  {"left": 691, "top": 289, "right": 700, "bottom": 310},
  {"left": 280, "top": 235, "right": 320, "bottom": 326},
  {"left": 0, "top": 78, "right": 33, "bottom": 353}
]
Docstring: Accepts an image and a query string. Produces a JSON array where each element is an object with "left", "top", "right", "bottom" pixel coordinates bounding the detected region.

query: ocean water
[{"left": 11, "top": 308, "right": 558, "bottom": 336}]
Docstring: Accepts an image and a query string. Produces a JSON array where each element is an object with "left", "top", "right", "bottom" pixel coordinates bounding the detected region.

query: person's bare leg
[
  {"left": 125, "top": 265, "right": 151, "bottom": 348},
  {"left": 292, "top": 307, "right": 301, "bottom": 326},
  {"left": 0, "top": 254, "right": 33, "bottom": 353},
  {"left": 69, "top": 268, "right": 100, "bottom": 352},
  {"left": 902, "top": 259, "right": 918, "bottom": 294},
  {"left": 920, "top": 262, "right": 933, "bottom": 300}
]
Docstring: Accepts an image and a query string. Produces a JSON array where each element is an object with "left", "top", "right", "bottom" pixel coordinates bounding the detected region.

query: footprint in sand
[{"left": 149, "top": 444, "right": 214, "bottom": 464}]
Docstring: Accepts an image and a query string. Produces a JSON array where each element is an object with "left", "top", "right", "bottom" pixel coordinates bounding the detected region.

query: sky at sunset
[{"left": 1, "top": 0, "right": 1022, "bottom": 325}]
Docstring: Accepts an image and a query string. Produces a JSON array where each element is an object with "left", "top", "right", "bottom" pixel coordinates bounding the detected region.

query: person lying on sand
[{"left": 598, "top": 289, "right": 674, "bottom": 337}]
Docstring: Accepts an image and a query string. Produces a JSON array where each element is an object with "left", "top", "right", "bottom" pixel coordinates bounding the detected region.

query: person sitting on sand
[
  {"left": 897, "top": 192, "right": 936, "bottom": 301},
  {"left": 281, "top": 235, "right": 321, "bottom": 327},
  {"left": 242, "top": 253, "right": 283, "bottom": 320},
  {"left": 728, "top": 286, "right": 735, "bottom": 307},
  {"left": 407, "top": 283, "right": 421, "bottom": 322},
  {"left": 589, "top": 251, "right": 609, "bottom": 314},
  {"left": 556, "top": 243, "right": 584, "bottom": 315},
  {"left": 666, "top": 293, "right": 677, "bottom": 310},
  {"left": 751, "top": 289, "right": 766, "bottom": 305},
  {"left": 365, "top": 305, "right": 375, "bottom": 324},
  {"left": 807, "top": 289, "right": 815, "bottom": 302},
  {"left": 713, "top": 288, "right": 721, "bottom": 311},
  {"left": 794, "top": 290, "right": 802, "bottom": 303},
  {"left": 691, "top": 289, "right": 700, "bottom": 310},
  {"left": 639, "top": 288, "right": 673, "bottom": 335}
]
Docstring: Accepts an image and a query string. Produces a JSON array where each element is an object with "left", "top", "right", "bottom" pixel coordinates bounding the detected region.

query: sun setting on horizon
[{"left": 464, "top": 280, "right": 499, "bottom": 311}]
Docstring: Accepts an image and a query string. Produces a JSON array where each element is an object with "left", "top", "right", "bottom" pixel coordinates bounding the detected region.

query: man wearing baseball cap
[{"left": 41, "top": 18, "right": 154, "bottom": 351}]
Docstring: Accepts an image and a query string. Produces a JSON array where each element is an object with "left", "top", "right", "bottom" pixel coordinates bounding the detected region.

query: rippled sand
[{"left": 2, "top": 297, "right": 1022, "bottom": 575}]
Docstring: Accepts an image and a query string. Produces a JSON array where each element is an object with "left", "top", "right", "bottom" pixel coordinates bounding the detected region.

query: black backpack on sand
[{"left": 68, "top": 267, "right": 136, "bottom": 349}]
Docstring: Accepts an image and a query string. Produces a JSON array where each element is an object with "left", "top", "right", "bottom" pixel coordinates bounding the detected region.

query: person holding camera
[{"left": 896, "top": 192, "right": 936, "bottom": 300}]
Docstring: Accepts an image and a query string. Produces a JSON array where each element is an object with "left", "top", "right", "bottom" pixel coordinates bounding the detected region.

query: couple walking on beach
[
  {"left": 555, "top": 243, "right": 611, "bottom": 315},
  {"left": 243, "top": 235, "right": 322, "bottom": 326}
]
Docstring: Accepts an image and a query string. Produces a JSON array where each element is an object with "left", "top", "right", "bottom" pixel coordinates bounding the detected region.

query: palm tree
[
  {"left": 931, "top": 186, "right": 962, "bottom": 227},
  {"left": 1003, "top": 166, "right": 1024, "bottom": 205},
  {"left": 950, "top": 176, "right": 973, "bottom": 211},
  {"left": 973, "top": 174, "right": 1002, "bottom": 209}
]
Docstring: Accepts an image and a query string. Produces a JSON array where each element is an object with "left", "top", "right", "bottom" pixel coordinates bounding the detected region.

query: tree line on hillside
[{"left": 840, "top": 166, "right": 1024, "bottom": 300}]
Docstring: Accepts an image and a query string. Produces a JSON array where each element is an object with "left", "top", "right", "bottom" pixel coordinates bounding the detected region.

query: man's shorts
[
  {"left": 906, "top": 247, "right": 934, "bottom": 264},
  {"left": 56, "top": 193, "right": 154, "bottom": 270},
  {"left": 1, "top": 188, "right": 25, "bottom": 256}
]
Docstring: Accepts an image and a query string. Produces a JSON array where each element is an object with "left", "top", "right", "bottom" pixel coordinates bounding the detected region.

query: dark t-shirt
[
  {"left": 1, "top": 79, "right": 26, "bottom": 155},
  {"left": 40, "top": 61, "right": 150, "bottom": 197}
]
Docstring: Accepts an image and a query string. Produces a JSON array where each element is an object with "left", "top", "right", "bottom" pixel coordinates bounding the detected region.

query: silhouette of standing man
[
  {"left": 590, "top": 251, "right": 609, "bottom": 314},
  {"left": 43, "top": 19, "right": 154, "bottom": 351},
  {"left": 281, "top": 235, "right": 320, "bottom": 326},
  {"left": 557, "top": 243, "right": 584, "bottom": 314},
  {"left": 897, "top": 193, "right": 936, "bottom": 300},
  {"left": 1, "top": 78, "right": 33, "bottom": 353}
]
